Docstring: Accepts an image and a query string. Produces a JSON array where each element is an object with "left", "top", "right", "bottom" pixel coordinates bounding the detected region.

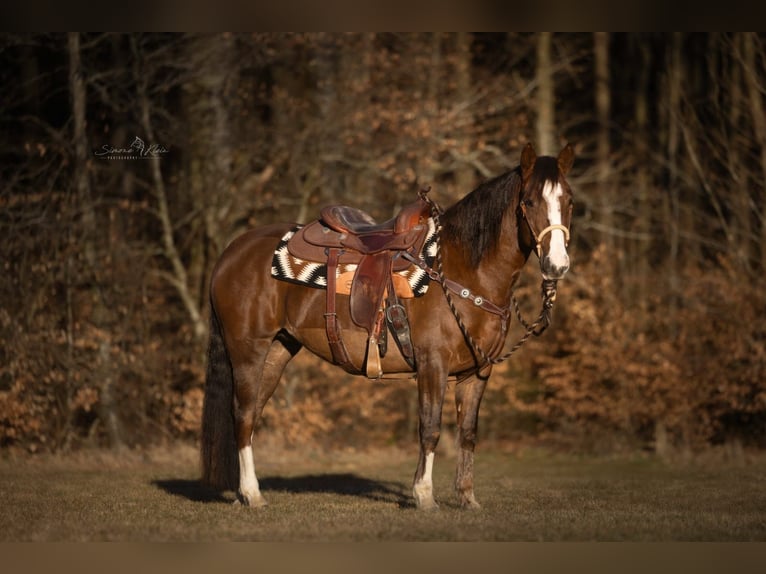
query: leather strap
[
  {"left": 324, "top": 248, "right": 355, "bottom": 372},
  {"left": 385, "top": 277, "right": 416, "bottom": 370},
  {"left": 402, "top": 252, "right": 510, "bottom": 320},
  {"left": 441, "top": 278, "right": 511, "bottom": 320}
]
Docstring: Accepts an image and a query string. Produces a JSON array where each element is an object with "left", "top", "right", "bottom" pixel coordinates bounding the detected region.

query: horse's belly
[{"left": 292, "top": 326, "right": 414, "bottom": 376}]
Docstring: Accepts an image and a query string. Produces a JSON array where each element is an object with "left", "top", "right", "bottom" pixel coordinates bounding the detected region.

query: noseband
[
  {"left": 533, "top": 224, "right": 570, "bottom": 257},
  {"left": 520, "top": 202, "right": 570, "bottom": 257}
]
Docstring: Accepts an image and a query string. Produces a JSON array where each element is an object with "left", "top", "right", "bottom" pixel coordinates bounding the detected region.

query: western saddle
[{"left": 286, "top": 196, "right": 432, "bottom": 378}]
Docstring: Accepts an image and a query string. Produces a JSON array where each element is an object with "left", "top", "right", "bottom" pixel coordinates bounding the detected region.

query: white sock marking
[
  {"left": 413, "top": 451, "right": 435, "bottom": 502},
  {"left": 238, "top": 445, "right": 261, "bottom": 501}
]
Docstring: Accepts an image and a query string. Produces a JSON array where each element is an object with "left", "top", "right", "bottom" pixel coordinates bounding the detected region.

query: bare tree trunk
[
  {"left": 184, "top": 34, "right": 237, "bottom": 311},
  {"left": 453, "top": 32, "right": 475, "bottom": 196},
  {"left": 664, "top": 33, "right": 683, "bottom": 322},
  {"left": 535, "top": 32, "right": 555, "bottom": 155},
  {"left": 314, "top": 34, "right": 344, "bottom": 206},
  {"left": 269, "top": 36, "right": 319, "bottom": 223},
  {"left": 20, "top": 45, "right": 41, "bottom": 118},
  {"left": 340, "top": 34, "right": 375, "bottom": 210},
  {"left": 427, "top": 32, "right": 442, "bottom": 103},
  {"left": 742, "top": 33, "right": 766, "bottom": 272},
  {"left": 633, "top": 36, "right": 651, "bottom": 316},
  {"left": 594, "top": 33, "right": 614, "bottom": 254},
  {"left": 68, "top": 32, "right": 124, "bottom": 450},
  {"left": 69, "top": 33, "right": 94, "bottom": 254},
  {"left": 131, "top": 36, "right": 206, "bottom": 341},
  {"left": 727, "top": 34, "right": 752, "bottom": 274},
  {"left": 408, "top": 32, "right": 443, "bottom": 193},
  {"left": 655, "top": 33, "right": 685, "bottom": 455}
]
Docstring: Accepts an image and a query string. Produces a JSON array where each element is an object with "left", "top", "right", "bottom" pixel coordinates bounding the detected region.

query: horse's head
[{"left": 519, "top": 143, "right": 574, "bottom": 281}]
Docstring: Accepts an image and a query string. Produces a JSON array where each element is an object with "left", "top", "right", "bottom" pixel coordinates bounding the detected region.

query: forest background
[{"left": 1, "top": 32, "right": 765, "bottom": 458}]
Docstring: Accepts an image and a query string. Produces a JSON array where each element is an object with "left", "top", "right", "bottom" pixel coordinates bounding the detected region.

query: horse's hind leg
[
  {"left": 412, "top": 359, "right": 448, "bottom": 510},
  {"left": 232, "top": 333, "right": 300, "bottom": 507},
  {"left": 454, "top": 373, "right": 488, "bottom": 509}
]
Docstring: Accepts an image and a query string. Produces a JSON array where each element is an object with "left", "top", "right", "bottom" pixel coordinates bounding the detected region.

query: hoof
[
  {"left": 416, "top": 499, "right": 440, "bottom": 511},
  {"left": 458, "top": 493, "right": 481, "bottom": 509},
  {"left": 235, "top": 492, "right": 269, "bottom": 508},
  {"left": 413, "top": 481, "right": 438, "bottom": 510}
]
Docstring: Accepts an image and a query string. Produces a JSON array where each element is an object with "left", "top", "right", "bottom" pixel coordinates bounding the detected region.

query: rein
[{"left": 414, "top": 187, "right": 560, "bottom": 373}]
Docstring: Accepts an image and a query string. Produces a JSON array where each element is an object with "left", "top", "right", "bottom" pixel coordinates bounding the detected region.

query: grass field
[{"left": 1, "top": 444, "right": 765, "bottom": 541}]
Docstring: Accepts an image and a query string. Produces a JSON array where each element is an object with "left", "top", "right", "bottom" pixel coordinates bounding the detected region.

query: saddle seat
[
  {"left": 287, "top": 197, "right": 431, "bottom": 268},
  {"left": 318, "top": 199, "right": 431, "bottom": 254},
  {"left": 321, "top": 198, "right": 430, "bottom": 235}
]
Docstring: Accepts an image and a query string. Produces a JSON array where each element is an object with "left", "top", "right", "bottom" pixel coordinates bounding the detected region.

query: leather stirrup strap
[
  {"left": 324, "top": 248, "right": 354, "bottom": 371},
  {"left": 385, "top": 278, "right": 416, "bottom": 370}
]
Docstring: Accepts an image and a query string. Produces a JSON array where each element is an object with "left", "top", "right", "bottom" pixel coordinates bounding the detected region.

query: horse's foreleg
[
  {"left": 454, "top": 374, "right": 488, "bottom": 509},
  {"left": 412, "top": 362, "right": 448, "bottom": 510},
  {"left": 233, "top": 336, "right": 299, "bottom": 507}
]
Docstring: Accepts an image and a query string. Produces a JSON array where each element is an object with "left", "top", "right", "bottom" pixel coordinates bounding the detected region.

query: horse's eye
[{"left": 523, "top": 198, "right": 533, "bottom": 207}]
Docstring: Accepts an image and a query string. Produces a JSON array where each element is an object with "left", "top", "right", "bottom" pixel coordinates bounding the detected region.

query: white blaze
[{"left": 542, "top": 181, "right": 569, "bottom": 272}]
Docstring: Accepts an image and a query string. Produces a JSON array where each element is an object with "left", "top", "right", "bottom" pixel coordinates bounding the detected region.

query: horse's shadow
[{"left": 153, "top": 473, "right": 411, "bottom": 507}]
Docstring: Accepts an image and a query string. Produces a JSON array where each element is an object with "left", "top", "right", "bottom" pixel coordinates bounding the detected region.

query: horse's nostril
[{"left": 542, "top": 256, "right": 569, "bottom": 279}]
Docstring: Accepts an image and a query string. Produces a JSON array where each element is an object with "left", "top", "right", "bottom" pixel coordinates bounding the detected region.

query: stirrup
[{"left": 366, "top": 336, "right": 383, "bottom": 379}]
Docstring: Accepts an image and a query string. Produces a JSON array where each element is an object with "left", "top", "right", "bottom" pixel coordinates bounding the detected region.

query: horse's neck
[
  {"left": 483, "top": 208, "right": 531, "bottom": 300},
  {"left": 444, "top": 207, "right": 530, "bottom": 306}
]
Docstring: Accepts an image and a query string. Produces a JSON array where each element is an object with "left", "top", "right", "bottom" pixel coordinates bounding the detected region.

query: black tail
[{"left": 200, "top": 308, "right": 239, "bottom": 490}]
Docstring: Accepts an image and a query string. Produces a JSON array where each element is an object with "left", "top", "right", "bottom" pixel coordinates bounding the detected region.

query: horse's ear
[
  {"left": 557, "top": 144, "right": 574, "bottom": 175},
  {"left": 520, "top": 143, "right": 536, "bottom": 176}
]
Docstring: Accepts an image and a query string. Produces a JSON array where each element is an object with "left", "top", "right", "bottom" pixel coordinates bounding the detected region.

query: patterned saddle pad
[{"left": 270, "top": 218, "right": 437, "bottom": 297}]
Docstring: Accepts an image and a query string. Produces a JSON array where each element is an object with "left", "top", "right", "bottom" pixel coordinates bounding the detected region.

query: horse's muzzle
[
  {"left": 541, "top": 254, "right": 570, "bottom": 280},
  {"left": 534, "top": 224, "right": 570, "bottom": 281}
]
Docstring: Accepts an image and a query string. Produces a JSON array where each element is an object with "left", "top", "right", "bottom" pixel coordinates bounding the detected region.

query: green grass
[{"left": 1, "top": 445, "right": 765, "bottom": 541}]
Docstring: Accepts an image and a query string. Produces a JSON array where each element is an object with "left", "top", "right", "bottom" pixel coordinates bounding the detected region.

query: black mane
[{"left": 441, "top": 169, "right": 521, "bottom": 267}]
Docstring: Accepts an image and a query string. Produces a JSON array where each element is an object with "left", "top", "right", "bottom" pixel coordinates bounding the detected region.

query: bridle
[{"left": 409, "top": 187, "right": 567, "bottom": 377}]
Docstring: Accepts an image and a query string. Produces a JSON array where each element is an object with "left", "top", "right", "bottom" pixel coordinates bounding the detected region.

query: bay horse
[{"left": 201, "top": 143, "right": 574, "bottom": 509}]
